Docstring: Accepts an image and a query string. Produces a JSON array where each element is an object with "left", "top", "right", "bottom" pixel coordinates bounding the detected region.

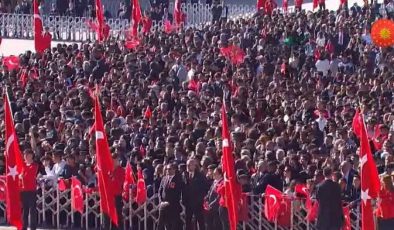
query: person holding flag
[
  {"left": 109, "top": 153, "right": 125, "bottom": 230},
  {"left": 218, "top": 98, "right": 242, "bottom": 230}
]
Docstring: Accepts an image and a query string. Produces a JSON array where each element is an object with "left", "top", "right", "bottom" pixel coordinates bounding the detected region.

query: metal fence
[
  {"left": 0, "top": 3, "right": 256, "bottom": 42},
  {"left": 0, "top": 185, "right": 361, "bottom": 230}
]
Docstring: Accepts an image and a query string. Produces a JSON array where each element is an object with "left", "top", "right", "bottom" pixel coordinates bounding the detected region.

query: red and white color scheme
[
  {"left": 95, "top": 0, "right": 105, "bottom": 41},
  {"left": 257, "top": 0, "right": 266, "bottom": 10},
  {"left": 352, "top": 110, "right": 380, "bottom": 230},
  {"left": 94, "top": 90, "right": 118, "bottom": 226},
  {"left": 4, "top": 93, "right": 25, "bottom": 230},
  {"left": 174, "top": 0, "right": 186, "bottom": 26},
  {"left": 2, "top": 55, "right": 20, "bottom": 70},
  {"left": 135, "top": 168, "right": 147, "bottom": 205},
  {"left": 123, "top": 161, "right": 136, "bottom": 201},
  {"left": 33, "top": 0, "right": 51, "bottom": 53},
  {"left": 131, "top": 0, "right": 142, "bottom": 37},
  {"left": 71, "top": 177, "right": 84, "bottom": 214},
  {"left": 264, "top": 185, "right": 291, "bottom": 227},
  {"left": 221, "top": 101, "right": 241, "bottom": 230}
]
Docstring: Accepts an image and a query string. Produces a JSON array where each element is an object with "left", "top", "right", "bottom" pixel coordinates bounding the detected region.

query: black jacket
[
  {"left": 182, "top": 171, "right": 209, "bottom": 208},
  {"left": 316, "top": 179, "right": 344, "bottom": 229},
  {"left": 253, "top": 172, "right": 283, "bottom": 194},
  {"left": 206, "top": 178, "right": 222, "bottom": 211},
  {"left": 158, "top": 173, "right": 184, "bottom": 211}
]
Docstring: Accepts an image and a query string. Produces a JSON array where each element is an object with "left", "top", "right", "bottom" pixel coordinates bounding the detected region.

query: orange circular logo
[{"left": 371, "top": 19, "right": 394, "bottom": 47}]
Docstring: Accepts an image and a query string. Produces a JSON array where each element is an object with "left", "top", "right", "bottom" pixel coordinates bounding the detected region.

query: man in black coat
[
  {"left": 253, "top": 161, "right": 283, "bottom": 194},
  {"left": 157, "top": 163, "right": 184, "bottom": 230},
  {"left": 316, "top": 167, "right": 344, "bottom": 230},
  {"left": 182, "top": 159, "right": 209, "bottom": 230},
  {"left": 205, "top": 166, "right": 223, "bottom": 230}
]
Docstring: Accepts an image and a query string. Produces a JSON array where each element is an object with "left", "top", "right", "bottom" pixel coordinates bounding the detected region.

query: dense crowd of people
[{"left": 2, "top": 0, "right": 394, "bottom": 229}]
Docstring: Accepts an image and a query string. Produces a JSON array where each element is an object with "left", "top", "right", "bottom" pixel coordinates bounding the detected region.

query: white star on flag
[
  {"left": 222, "top": 138, "right": 229, "bottom": 147},
  {"left": 361, "top": 189, "right": 371, "bottom": 205},
  {"left": 360, "top": 154, "right": 368, "bottom": 170},
  {"left": 95, "top": 131, "right": 104, "bottom": 140},
  {"left": 7, "top": 166, "right": 18, "bottom": 180}
]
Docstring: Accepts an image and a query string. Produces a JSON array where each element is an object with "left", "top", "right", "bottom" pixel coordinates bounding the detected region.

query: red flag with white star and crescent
[
  {"left": 71, "top": 176, "right": 84, "bottom": 214},
  {"left": 4, "top": 93, "right": 24, "bottom": 230},
  {"left": 352, "top": 109, "right": 380, "bottom": 230},
  {"left": 94, "top": 90, "right": 118, "bottom": 226},
  {"left": 221, "top": 101, "right": 241, "bottom": 230}
]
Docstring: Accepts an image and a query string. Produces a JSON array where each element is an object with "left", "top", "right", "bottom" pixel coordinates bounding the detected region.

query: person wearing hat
[{"left": 20, "top": 149, "right": 39, "bottom": 230}]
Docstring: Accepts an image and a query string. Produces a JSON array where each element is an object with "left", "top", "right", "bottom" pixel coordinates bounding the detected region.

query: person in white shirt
[
  {"left": 41, "top": 152, "right": 65, "bottom": 186},
  {"left": 315, "top": 54, "right": 330, "bottom": 76},
  {"left": 316, "top": 32, "right": 326, "bottom": 48}
]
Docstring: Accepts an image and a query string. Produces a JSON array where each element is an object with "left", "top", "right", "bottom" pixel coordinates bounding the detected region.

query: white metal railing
[
  {"left": 0, "top": 3, "right": 256, "bottom": 41},
  {"left": 0, "top": 184, "right": 362, "bottom": 230}
]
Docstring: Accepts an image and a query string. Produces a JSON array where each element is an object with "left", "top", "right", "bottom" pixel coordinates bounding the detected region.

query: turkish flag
[
  {"left": 257, "top": 0, "right": 266, "bottom": 10},
  {"left": 33, "top": 0, "right": 50, "bottom": 53},
  {"left": 142, "top": 16, "right": 152, "bottom": 35},
  {"left": 352, "top": 108, "right": 362, "bottom": 138},
  {"left": 131, "top": 0, "right": 142, "bottom": 37},
  {"left": 135, "top": 168, "right": 147, "bottom": 205},
  {"left": 95, "top": 0, "right": 105, "bottom": 41},
  {"left": 352, "top": 109, "right": 380, "bottom": 230},
  {"left": 313, "top": 0, "right": 318, "bottom": 9},
  {"left": 19, "top": 69, "right": 28, "bottom": 88},
  {"left": 282, "top": 0, "right": 288, "bottom": 12},
  {"left": 58, "top": 178, "right": 69, "bottom": 191},
  {"left": 220, "top": 45, "right": 245, "bottom": 65},
  {"left": 295, "top": 184, "right": 308, "bottom": 197},
  {"left": 221, "top": 102, "right": 241, "bottom": 230},
  {"left": 277, "top": 196, "right": 291, "bottom": 227},
  {"left": 0, "top": 176, "right": 5, "bottom": 202},
  {"left": 163, "top": 20, "right": 176, "bottom": 34},
  {"left": 174, "top": 0, "right": 185, "bottom": 26},
  {"left": 123, "top": 162, "right": 136, "bottom": 201},
  {"left": 71, "top": 177, "right": 84, "bottom": 214},
  {"left": 125, "top": 38, "right": 141, "bottom": 50},
  {"left": 4, "top": 93, "right": 24, "bottom": 230},
  {"left": 238, "top": 193, "right": 250, "bottom": 221},
  {"left": 343, "top": 206, "right": 351, "bottom": 230},
  {"left": 94, "top": 91, "right": 118, "bottom": 226},
  {"left": 264, "top": 185, "right": 282, "bottom": 222},
  {"left": 3, "top": 56, "right": 20, "bottom": 70},
  {"left": 144, "top": 106, "right": 152, "bottom": 119}
]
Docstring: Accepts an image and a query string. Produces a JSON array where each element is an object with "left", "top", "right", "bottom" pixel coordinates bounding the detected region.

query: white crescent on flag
[
  {"left": 5, "top": 134, "right": 14, "bottom": 156},
  {"left": 7, "top": 59, "right": 19, "bottom": 67},
  {"left": 360, "top": 154, "right": 368, "bottom": 170},
  {"left": 269, "top": 194, "right": 277, "bottom": 206}
]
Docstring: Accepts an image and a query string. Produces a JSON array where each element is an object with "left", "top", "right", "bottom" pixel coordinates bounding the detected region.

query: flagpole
[{"left": 85, "top": 191, "right": 89, "bottom": 230}]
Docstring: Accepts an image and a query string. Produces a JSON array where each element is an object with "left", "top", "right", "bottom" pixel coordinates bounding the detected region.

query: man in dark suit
[
  {"left": 334, "top": 26, "right": 350, "bottom": 54},
  {"left": 157, "top": 163, "right": 184, "bottom": 230},
  {"left": 182, "top": 159, "right": 209, "bottom": 230},
  {"left": 316, "top": 167, "right": 344, "bottom": 230},
  {"left": 340, "top": 160, "right": 358, "bottom": 195},
  {"left": 253, "top": 161, "right": 283, "bottom": 194},
  {"left": 205, "top": 166, "right": 223, "bottom": 230}
]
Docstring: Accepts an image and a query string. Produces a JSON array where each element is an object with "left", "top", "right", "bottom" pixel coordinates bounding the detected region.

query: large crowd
[{"left": 1, "top": 0, "right": 394, "bottom": 229}]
